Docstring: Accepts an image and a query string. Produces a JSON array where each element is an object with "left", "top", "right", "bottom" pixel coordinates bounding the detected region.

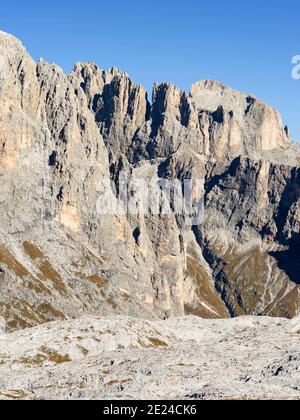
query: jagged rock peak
[
  {"left": 0, "top": 30, "right": 25, "bottom": 50},
  {"left": 1, "top": 31, "right": 291, "bottom": 157},
  {"left": 1, "top": 30, "right": 300, "bottom": 335}
]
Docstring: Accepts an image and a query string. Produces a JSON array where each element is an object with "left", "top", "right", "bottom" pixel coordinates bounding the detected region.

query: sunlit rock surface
[
  {"left": 0, "top": 30, "right": 300, "bottom": 333},
  {"left": 0, "top": 315, "right": 299, "bottom": 400}
]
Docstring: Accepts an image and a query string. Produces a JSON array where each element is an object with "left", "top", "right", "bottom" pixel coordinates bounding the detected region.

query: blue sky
[{"left": 1, "top": 0, "right": 299, "bottom": 140}]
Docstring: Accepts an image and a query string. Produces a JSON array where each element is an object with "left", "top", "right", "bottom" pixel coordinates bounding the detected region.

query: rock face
[
  {"left": 0, "top": 315, "right": 300, "bottom": 400},
  {"left": 0, "top": 31, "right": 300, "bottom": 333}
]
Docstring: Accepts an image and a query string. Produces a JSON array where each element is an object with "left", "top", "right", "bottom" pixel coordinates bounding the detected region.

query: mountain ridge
[{"left": 0, "top": 31, "right": 300, "bottom": 333}]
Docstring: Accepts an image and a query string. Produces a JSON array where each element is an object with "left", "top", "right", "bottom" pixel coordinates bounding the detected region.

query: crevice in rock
[
  {"left": 245, "top": 96, "right": 256, "bottom": 115},
  {"left": 145, "top": 94, "right": 151, "bottom": 121},
  {"left": 269, "top": 237, "right": 300, "bottom": 285},
  {"left": 56, "top": 186, "right": 64, "bottom": 202},
  {"left": 48, "top": 151, "right": 57, "bottom": 167},
  {"left": 180, "top": 92, "right": 189, "bottom": 128},
  {"left": 211, "top": 106, "right": 224, "bottom": 124},
  {"left": 274, "top": 168, "right": 300, "bottom": 243},
  {"left": 191, "top": 225, "right": 240, "bottom": 318},
  {"left": 133, "top": 227, "right": 141, "bottom": 246},
  {"left": 150, "top": 85, "right": 166, "bottom": 138}
]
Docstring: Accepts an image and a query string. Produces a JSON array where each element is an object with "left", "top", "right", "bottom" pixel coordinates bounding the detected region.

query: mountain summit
[{"left": 0, "top": 32, "right": 300, "bottom": 332}]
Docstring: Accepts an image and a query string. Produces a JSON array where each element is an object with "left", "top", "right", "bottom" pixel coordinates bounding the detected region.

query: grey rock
[
  {"left": 0, "top": 317, "right": 6, "bottom": 334},
  {"left": 0, "top": 315, "right": 299, "bottom": 400},
  {"left": 0, "top": 31, "right": 300, "bottom": 333}
]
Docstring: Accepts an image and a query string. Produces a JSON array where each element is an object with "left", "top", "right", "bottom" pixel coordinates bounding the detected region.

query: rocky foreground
[{"left": 0, "top": 315, "right": 299, "bottom": 400}]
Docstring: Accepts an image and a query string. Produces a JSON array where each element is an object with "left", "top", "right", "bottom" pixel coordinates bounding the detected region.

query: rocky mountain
[
  {"left": 0, "top": 31, "right": 300, "bottom": 334},
  {"left": 0, "top": 315, "right": 300, "bottom": 400}
]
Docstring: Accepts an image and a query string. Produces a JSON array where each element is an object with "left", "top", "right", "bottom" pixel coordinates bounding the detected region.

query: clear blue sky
[{"left": 1, "top": 0, "right": 299, "bottom": 140}]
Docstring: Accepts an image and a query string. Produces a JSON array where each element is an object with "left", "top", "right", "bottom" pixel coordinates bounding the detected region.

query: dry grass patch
[
  {"left": 185, "top": 256, "right": 228, "bottom": 318},
  {"left": 147, "top": 337, "right": 168, "bottom": 347},
  {"left": 77, "top": 345, "right": 89, "bottom": 356},
  {"left": 0, "top": 246, "right": 29, "bottom": 278},
  {"left": 0, "top": 390, "right": 28, "bottom": 400},
  {"left": 35, "top": 303, "right": 66, "bottom": 320},
  {"left": 105, "top": 378, "right": 131, "bottom": 386},
  {"left": 38, "top": 260, "right": 67, "bottom": 294},
  {"left": 87, "top": 274, "right": 107, "bottom": 287},
  {"left": 107, "top": 297, "right": 118, "bottom": 310},
  {"left": 23, "top": 242, "right": 44, "bottom": 260}
]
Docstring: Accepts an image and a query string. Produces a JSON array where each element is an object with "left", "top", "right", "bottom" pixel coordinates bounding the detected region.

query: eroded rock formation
[{"left": 0, "top": 31, "right": 300, "bottom": 332}]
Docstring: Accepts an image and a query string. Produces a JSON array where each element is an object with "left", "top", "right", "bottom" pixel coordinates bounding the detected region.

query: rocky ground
[
  {"left": 0, "top": 315, "right": 299, "bottom": 400},
  {"left": 1, "top": 31, "right": 300, "bottom": 401}
]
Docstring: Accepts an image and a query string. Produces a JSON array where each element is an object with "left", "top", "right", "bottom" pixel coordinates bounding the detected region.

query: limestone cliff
[{"left": 0, "top": 31, "right": 299, "bottom": 332}]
